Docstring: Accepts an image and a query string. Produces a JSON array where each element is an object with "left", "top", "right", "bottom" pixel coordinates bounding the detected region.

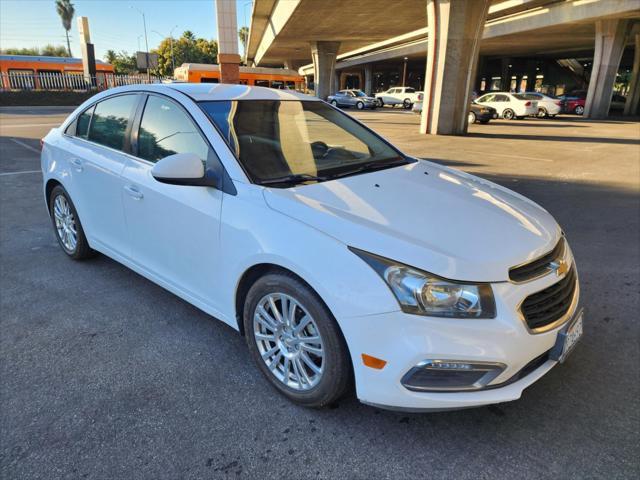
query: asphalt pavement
[{"left": 1, "top": 106, "right": 638, "bottom": 479}]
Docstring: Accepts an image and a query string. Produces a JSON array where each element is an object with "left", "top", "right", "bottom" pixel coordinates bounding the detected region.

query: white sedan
[
  {"left": 520, "top": 92, "right": 562, "bottom": 118},
  {"left": 374, "top": 86, "right": 422, "bottom": 108},
  {"left": 474, "top": 92, "right": 538, "bottom": 119},
  {"left": 42, "top": 84, "right": 582, "bottom": 411}
]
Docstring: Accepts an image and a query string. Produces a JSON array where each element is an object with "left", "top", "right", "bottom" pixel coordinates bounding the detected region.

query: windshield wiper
[
  {"left": 328, "top": 157, "right": 410, "bottom": 180},
  {"left": 258, "top": 173, "right": 328, "bottom": 187}
]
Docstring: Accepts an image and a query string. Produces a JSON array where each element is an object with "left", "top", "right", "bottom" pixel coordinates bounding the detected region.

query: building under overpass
[{"left": 246, "top": 0, "right": 640, "bottom": 134}]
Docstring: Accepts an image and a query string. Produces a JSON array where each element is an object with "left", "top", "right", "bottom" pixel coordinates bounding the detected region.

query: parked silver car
[{"left": 327, "top": 90, "right": 377, "bottom": 110}]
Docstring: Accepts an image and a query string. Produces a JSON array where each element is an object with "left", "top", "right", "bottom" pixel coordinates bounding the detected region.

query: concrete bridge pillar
[
  {"left": 420, "top": 0, "right": 491, "bottom": 135},
  {"left": 215, "top": 0, "right": 241, "bottom": 83},
  {"left": 364, "top": 64, "right": 373, "bottom": 95},
  {"left": 310, "top": 41, "right": 340, "bottom": 100},
  {"left": 585, "top": 19, "right": 629, "bottom": 118},
  {"left": 624, "top": 31, "right": 640, "bottom": 116}
]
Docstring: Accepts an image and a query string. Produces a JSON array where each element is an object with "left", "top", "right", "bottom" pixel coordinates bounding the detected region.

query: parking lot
[{"left": 1, "top": 106, "right": 639, "bottom": 479}]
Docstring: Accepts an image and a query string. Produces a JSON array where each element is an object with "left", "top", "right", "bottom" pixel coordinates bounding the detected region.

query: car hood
[{"left": 263, "top": 161, "right": 561, "bottom": 282}]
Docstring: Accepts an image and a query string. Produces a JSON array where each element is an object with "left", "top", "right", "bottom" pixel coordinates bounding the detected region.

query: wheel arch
[{"left": 45, "top": 178, "right": 63, "bottom": 212}]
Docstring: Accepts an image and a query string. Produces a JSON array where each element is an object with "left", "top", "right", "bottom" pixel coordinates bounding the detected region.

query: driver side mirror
[{"left": 151, "top": 152, "right": 217, "bottom": 187}]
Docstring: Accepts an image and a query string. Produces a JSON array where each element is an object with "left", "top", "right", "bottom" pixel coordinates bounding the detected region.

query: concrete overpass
[{"left": 247, "top": 0, "right": 640, "bottom": 134}]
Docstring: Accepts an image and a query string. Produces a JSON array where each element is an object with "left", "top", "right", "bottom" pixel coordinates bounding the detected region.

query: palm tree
[
  {"left": 55, "top": 0, "right": 75, "bottom": 57},
  {"left": 238, "top": 26, "right": 249, "bottom": 63}
]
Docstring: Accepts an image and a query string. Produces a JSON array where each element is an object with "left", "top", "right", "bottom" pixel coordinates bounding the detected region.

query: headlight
[{"left": 350, "top": 248, "right": 496, "bottom": 318}]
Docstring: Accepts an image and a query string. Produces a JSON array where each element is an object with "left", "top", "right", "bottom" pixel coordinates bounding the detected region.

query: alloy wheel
[
  {"left": 253, "top": 293, "right": 325, "bottom": 391},
  {"left": 53, "top": 194, "right": 77, "bottom": 252},
  {"left": 468, "top": 112, "right": 476, "bottom": 124}
]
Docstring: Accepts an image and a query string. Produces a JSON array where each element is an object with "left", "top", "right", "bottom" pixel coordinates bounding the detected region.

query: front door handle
[
  {"left": 124, "top": 185, "right": 144, "bottom": 200},
  {"left": 70, "top": 158, "right": 83, "bottom": 172}
]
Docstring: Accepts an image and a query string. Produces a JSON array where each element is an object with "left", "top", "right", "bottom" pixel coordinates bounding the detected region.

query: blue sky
[{"left": 0, "top": 0, "right": 252, "bottom": 60}]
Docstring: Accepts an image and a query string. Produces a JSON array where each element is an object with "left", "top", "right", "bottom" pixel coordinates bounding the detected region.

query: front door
[{"left": 121, "top": 94, "right": 224, "bottom": 310}]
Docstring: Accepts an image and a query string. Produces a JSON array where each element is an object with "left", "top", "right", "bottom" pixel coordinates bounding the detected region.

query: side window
[
  {"left": 478, "top": 94, "right": 493, "bottom": 103},
  {"left": 75, "top": 105, "right": 94, "bottom": 138},
  {"left": 137, "top": 95, "right": 209, "bottom": 164},
  {"left": 88, "top": 95, "right": 139, "bottom": 151},
  {"left": 495, "top": 95, "right": 509, "bottom": 102}
]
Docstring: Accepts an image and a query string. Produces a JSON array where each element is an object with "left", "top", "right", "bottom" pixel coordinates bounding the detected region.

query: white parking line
[
  {"left": 0, "top": 123, "right": 60, "bottom": 128},
  {"left": 8, "top": 138, "right": 41, "bottom": 154},
  {"left": 0, "top": 170, "right": 41, "bottom": 176}
]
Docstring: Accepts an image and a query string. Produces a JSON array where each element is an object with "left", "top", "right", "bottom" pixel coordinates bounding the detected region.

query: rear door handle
[
  {"left": 70, "top": 158, "right": 83, "bottom": 172},
  {"left": 124, "top": 185, "right": 144, "bottom": 200}
]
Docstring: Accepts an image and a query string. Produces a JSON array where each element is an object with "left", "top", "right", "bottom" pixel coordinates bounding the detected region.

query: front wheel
[
  {"left": 376, "top": 98, "right": 384, "bottom": 107},
  {"left": 468, "top": 111, "right": 477, "bottom": 124},
  {"left": 537, "top": 107, "right": 548, "bottom": 118},
  {"left": 356, "top": 101, "right": 364, "bottom": 110},
  {"left": 502, "top": 109, "right": 515, "bottom": 120},
  {"left": 574, "top": 105, "right": 584, "bottom": 115},
  {"left": 330, "top": 100, "right": 338, "bottom": 107},
  {"left": 403, "top": 98, "right": 412, "bottom": 109},
  {"left": 244, "top": 272, "right": 351, "bottom": 408},
  {"left": 49, "top": 185, "right": 95, "bottom": 260}
]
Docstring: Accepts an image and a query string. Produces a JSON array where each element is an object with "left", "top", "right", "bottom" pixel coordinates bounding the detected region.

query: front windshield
[{"left": 199, "top": 100, "right": 408, "bottom": 187}]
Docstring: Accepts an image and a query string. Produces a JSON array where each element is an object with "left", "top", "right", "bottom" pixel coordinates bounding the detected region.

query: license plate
[{"left": 556, "top": 309, "right": 584, "bottom": 363}]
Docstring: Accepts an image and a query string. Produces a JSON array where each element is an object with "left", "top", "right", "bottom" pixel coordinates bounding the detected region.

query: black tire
[
  {"left": 49, "top": 185, "right": 95, "bottom": 260},
  {"left": 356, "top": 101, "right": 364, "bottom": 110},
  {"left": 503, "top": 109, "right": 515, "bottom": 120},
  {"left": 330, "top": 100, "right": 338, "bottom": 107},
  {"left": 537, "top": 107, "right": 548, "bottom": 118},
  {"left": 243, "top": 272, "right": 351, "bottom": 408},
  {"left": 574, "top": 105, "right": 584, "bottom": 115},
  {"left": 376, "top": 98, "right": 384, "bottom": 107},
  {"left": 479, "top": 119, "right": 490, "bottom": 124},
  {"left": 403, "top": 98, "right": 412, "bottom": 109},
  {"left": 468, "top": 111, "right": 477, "bottom": 124}
]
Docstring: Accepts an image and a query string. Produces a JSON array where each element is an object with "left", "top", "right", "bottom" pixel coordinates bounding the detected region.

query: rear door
[
  {"left": 62, "top": 93, "right": 141, "bottom": 256},
  {"left": 120, "top": 93, "right": 224, "bottom": 307}
]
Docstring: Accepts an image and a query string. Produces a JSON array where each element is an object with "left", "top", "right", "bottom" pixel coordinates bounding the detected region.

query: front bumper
[{"left": 339, "top": 266, "right": 580, "bottom": 411}]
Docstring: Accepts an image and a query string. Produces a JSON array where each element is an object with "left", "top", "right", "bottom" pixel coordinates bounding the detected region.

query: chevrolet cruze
[{"left": 41, "top": 84, "right": 583, "bottom": 411}]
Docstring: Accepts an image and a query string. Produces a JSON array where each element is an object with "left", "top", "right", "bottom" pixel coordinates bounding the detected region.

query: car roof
[
  {"left": 166, "top": 83, "right": 318, "bottom": 101},
  {"left": 102, "top": 83, "right": 320, "bottom": 102}
]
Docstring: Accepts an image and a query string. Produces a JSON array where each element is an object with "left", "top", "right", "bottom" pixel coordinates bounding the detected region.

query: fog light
[{"left": 401, "top": 360, "right": 505, "bottom": 392}]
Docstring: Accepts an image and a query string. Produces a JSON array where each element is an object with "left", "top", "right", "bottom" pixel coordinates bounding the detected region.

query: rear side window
[
  {"left": 137, "top": 95, "right": 209, "bottom": 164},
  {"left": 75, "top": 106, "right": 94, "bottom": 138},
  {"left": 88, "top": 95, "right": 139, "bottom": 151}
]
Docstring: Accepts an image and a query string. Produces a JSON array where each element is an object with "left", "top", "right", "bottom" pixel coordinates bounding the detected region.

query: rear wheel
[
  {"left": 537, "top": 107, "right": 548, "bottom": 118},
  {"left": 243, "top": 272, "right": 351, "bottom": 408},
  {"left": 376, "top": 98, "right": 384, "bottom": 107},
  {"left": 330, "top": 100, "right": 338, "bottom": 107},
  {"left": 49, "top": 185, "right": 95, "bottom": 260},
  {"left": 468, "top": 111, "right": 477, "bottom": 124},
  {"left": 502, "top": 109, "right": 515, "bottom": 120},
  {"left": 403, "top": 98, "right": 412, "bottom": 109}
]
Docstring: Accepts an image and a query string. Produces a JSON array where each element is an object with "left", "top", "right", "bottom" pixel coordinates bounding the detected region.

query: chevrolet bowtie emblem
[{"left": 551, "top": 259, "right": 569, "bottom": 276}]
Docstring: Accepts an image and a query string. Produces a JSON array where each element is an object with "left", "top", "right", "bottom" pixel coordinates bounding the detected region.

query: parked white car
[
  {"left": 42, "top": 84, "right": 582, "bottom": 412},
  {"left": 474, "top": 92, "right": 538, "bottom": 119},
  {"left": 520, "top": 92, "right": 562, "bottom": 118},
  {"left": 375, "top": 86, "right": 422, "bottom": 108}
]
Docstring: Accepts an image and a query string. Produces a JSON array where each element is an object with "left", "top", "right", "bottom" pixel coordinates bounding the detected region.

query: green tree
[
  {"left": 1, "top": 45, "right": 69, "bottom": 56},
  {"left": 238, "top": 26, "right": 249, "bottom": 63},
  {"left": 152, "top": 32, "right": 218, "bottom": 76},
  {"left": 55, "top": 0, "right": 75, "bottom": 57},
  {"left": 104, "top": 50, "right": 138, "bottom": 74}
]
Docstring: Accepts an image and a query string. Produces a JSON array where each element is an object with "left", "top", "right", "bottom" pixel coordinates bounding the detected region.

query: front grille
[
  {"left": 521, "top": 266, "right": 577, "bottom": 330},
  {"left": 509, "top": 238, "right": 565, "bottom": 283}
]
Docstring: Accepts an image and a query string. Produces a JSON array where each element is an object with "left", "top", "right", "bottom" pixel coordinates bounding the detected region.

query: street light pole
[
  {"left": 131, "top": 6, "right": 151, "bottom": 81},
  {"left": 152, "top": 25, "right": 178, "bottom": 77},
  {"left": 402, "top": 56, "right": 408, "bottom": 87}
]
